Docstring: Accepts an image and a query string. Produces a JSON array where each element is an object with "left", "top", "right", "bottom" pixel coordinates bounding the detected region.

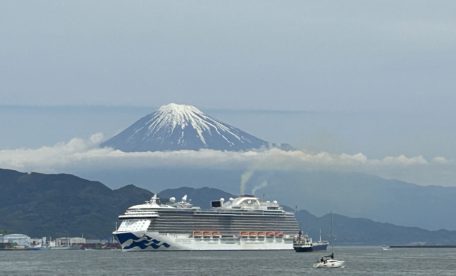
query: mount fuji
[{"left": 101, "top": 103, "right": 272, "bottom": 152}]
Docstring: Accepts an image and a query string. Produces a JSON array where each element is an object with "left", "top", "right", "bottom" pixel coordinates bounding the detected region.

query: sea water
[{"left": 1, "top": 246, "right": 455, "bottom": 275}]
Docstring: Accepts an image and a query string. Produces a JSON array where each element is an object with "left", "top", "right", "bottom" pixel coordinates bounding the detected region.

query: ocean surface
[{"left": 1, "top": 246, "right": 455, "bottom": 275}]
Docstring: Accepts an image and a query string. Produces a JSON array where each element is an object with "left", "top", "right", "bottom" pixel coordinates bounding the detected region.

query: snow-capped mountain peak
[
  {"left": 149, "top": 103, "right": 237, "bottom": 145},
  {"left": 156, "top": 103, "right": 205, "bottom": 128},
  {"left": 101, "top": 103, "right": 270, "bottom": 152}
]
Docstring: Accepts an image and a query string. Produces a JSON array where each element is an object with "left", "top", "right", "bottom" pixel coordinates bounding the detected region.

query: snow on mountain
[{"left": 101, "top": 103, "right": 271, "bottom": 152}]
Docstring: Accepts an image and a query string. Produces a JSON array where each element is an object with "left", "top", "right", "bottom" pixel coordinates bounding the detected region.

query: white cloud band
[{"left": 0, "top": 133, "right": 452, "bottom": 186}]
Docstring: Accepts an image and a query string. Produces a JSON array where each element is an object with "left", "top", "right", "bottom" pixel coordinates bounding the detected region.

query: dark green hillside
[
  {"left": 2, "top": 168, "right": 456, "bottom": 245},
  {"left": 0, "top": 169, "right": 152, "bottom": 238}
]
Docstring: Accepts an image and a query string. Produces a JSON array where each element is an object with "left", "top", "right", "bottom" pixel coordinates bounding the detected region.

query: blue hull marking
[{"left": 114, "top": 233, "right": 171, "bottom": 250}]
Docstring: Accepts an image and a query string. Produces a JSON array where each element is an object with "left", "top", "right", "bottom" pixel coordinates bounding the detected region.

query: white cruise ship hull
[
  {"left": 113, "top": 231, "right": 295, "bottom": 251},
  {"left": 114, "top": 194, "right": 300, "bottom": 251}
]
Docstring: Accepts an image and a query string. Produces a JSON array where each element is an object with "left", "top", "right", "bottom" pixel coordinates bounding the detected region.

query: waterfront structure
[
  {"left": 113, "top": 194, "right": 299, "bottom": 251},
  {"left": 0, "top": 234, "right": 32, "bottom": 249},
  {"left": 55, "top": 237, "right": 86, "bottom": 247}
]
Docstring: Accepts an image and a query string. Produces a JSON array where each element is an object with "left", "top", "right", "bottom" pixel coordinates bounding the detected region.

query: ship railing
[{"left": 118, "top": 213, "right": 158, "bottom": 219}]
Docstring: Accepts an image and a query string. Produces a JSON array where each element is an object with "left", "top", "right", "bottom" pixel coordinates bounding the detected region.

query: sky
[
  {"left": 0, "top": 1, "right": 455, "bottom": 186},
  {"left": 1, "top": 0, "right": 455, "bottom": 111}
]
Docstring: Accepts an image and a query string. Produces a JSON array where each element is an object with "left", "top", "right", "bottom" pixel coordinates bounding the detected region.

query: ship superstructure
[{"left": 113, "top": 194, "right": 299, "bottom": 251}]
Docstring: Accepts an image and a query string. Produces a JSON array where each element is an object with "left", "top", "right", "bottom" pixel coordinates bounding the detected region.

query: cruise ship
[{"left": 113, "top": 194, "right": 299, "bottom": 251}]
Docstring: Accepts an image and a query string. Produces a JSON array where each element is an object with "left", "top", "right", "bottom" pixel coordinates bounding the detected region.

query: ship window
[{"left": 211, "top": 201, "right": 222, "bottom": 208}]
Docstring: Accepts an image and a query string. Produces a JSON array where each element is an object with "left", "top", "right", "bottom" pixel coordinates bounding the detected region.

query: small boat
[
  {"left": 314, "top": 213, "right": 344, "bottom": 268},
  {"left": 313, "top": 253, "right": 345, "bottom": 268}
]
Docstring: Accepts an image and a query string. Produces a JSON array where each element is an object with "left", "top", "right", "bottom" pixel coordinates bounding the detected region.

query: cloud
[
  {"left": 432, "top": 156, "right": 449, "bottom": 164},
  {"left": 0, "top": 134, "right": 453, "bottom": 186},
  {"left": 378, "top": 155, "right": 428, "bottom": 166}
]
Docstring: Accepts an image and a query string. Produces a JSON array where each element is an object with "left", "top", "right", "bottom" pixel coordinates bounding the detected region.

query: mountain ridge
[
  {"left": 0, "top": 168, "right": 152, "bottom": 238},
  {"left": 2, "top": 168, "right": 456, "bottom": 244},
  {"left": 84, "top": 167, "right": 456, "bottom": 230}
]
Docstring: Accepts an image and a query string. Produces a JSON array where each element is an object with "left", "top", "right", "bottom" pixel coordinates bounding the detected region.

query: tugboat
[{"left": 293, "top": 230, "right": 329, "bottom": 252}]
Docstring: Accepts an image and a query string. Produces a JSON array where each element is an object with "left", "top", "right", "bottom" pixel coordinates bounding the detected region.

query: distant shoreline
[{"left": 389, "top": 245, "right": 456, "bottom": 248}]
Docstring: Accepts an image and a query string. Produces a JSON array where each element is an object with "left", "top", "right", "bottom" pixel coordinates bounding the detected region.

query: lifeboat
[
  {"left": 212, "top": 231, "right": 221, "bottom": 238},
  {"left": 266, "top": 231, "right": 275, "bottom": 238},
  {"left": 257, "top": 232, "right": 265, "bottom": 237},
  {"left": 249, "top": 232, "right": 257, "bottom": 237},
  {"left": 203, "top": 231, "right": 212, "bottom": 238},
  {"left": 193, "top": 231, "right": 202, "bottom": 237},
  {"left": 275, "top": 231, "right": 284, "bottom": 238},
  {"left": 240, "top": 231, "right": 249, "bottom": 238}
]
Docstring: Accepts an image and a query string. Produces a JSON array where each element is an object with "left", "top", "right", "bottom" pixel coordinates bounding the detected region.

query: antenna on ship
[
  {"left": 330, "top": 212, "right": 335, "bottom": 255},
  {"left": 149, "top": 193, "right": 160, "bottom": 205}
]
